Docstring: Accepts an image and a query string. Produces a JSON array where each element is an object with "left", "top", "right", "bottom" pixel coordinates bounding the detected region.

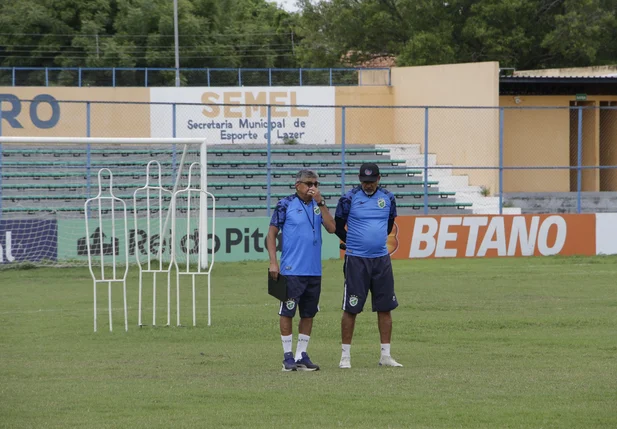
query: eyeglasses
[{"left": 300, "top": 181, "right": 319, "bottom": 188}]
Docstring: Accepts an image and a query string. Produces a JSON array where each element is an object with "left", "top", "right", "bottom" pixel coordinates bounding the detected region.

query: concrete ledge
[{"left": 504, "top": 192, "right": 617, "bottom": 214}]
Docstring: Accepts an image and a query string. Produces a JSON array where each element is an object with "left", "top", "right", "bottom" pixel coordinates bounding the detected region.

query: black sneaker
[
  {"left": 282, "top": 352, "right": 297, "bottom": 371},
  {"left": 295, "top": 352, "right": 320, "bottom": 371}
]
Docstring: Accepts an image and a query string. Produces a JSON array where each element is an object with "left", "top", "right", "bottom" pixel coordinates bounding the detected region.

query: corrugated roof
[
  {"left": 499, "top": 75, "right": 617, "bottom": 95},
  {"left": 502, "top": 75, "right": 617, "bottom": 81}
]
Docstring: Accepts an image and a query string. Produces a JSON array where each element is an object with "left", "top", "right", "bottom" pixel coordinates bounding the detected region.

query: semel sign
[
  {"left": 149, "top": 87, "right": 335, "bottom": 144},
  {"left": 388, "top": 214, "right": 596, "bottom": 259}
]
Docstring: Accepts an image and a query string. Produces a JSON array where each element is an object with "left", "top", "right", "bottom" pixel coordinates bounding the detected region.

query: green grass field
[{"left": 1, "top": 256, "right": 616, "bottom": 429}]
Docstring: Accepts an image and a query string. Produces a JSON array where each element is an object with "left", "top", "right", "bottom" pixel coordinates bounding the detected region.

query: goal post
[{"left": 0, "top": 136, "right": 210, "bottom": 269}]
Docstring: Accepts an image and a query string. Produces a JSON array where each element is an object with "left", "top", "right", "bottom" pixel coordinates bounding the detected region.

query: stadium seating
[{"left": 1, "top": 144, "right": 473, "bottom": 217}]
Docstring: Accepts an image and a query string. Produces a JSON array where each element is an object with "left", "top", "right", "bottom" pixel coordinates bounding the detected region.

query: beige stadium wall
[
  {"left": 581, "top": 100, "right": 600, "bottom": 192},
  {"left": 579, "top": 96, "right": 617, "bottom": 192},
  {"left": 501, "top": 95, "right": 617, "bottom": 192},
  {"left": 334, "top": 86, "right": 394, "bottom": 144},
  {"left": 390, "top": 62, "right": 501, "bottom": 194},
  {"left": 600, "top": 99, "right": 617, "bottom": 191},
  {"left": 500, "top": 96, "right": 571, "bottom": 192},
  {"left": 0, "top": 87, "right": 151, "bottom": 137}
]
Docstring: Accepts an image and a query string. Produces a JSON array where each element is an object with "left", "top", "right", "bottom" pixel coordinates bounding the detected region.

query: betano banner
[{"left": 378, "top": 214, "right": 615, "bottom": 259}]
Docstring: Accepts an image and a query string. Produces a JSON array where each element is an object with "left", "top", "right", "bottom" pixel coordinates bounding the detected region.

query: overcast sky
[{"left": 271, "top": 0, "right": 300, "bottom": 12}]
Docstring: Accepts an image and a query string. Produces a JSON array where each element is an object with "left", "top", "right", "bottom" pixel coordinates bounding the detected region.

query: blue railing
[
  {"left": 0, "top": 67, "right": 391, "bottom": 88},
  {"left": 3, "top": 101, "right": 616, "bottom": 219}
]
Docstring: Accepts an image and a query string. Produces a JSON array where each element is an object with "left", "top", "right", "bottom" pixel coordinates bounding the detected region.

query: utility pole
[{"left": 173, "top": 0, "right": 180, "bottom": 87}]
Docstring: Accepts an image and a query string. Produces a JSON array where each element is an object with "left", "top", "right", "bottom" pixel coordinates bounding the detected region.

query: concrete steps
[{"left": 377, "top": 144, "right": 522, "bottom": 215}]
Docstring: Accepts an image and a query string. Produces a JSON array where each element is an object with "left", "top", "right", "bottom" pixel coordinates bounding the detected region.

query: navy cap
[{"left": 359, "top": 163, "right": 380, "bottom": 182}]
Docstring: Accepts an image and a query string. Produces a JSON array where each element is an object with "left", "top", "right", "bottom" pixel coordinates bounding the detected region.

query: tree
[
  {"left": 0, "top": 0, "right": 299, "bottom": 85},
  {"left": 540, "top": 0, "right": 617, "bottom": 67},
  {"left": 295, "top": 0, "right": 617, "bottom": 70},
  {"left": 295, "top": 0, "right": 411, "bottom": 67},
  {"left": 2, "top": 0, "right": 616, "bottom": 82}
]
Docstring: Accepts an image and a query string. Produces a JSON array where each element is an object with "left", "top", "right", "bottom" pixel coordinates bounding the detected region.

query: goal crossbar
[{"left": 0, "top": 137, "right": 206, "bottom": 145}]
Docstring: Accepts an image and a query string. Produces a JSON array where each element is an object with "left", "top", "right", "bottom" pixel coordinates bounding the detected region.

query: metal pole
[
  {"left": 499, "top": 108, "right": 504, "bottom": 215},
  {"left": 423, "top": 108, "right": 429, "bottom": 215},
  {"left": 199, "top": 141, "right": 208, "bottom": 269},
  {"left": 173, "top": 0, "right": 180, "bottom": 87},
  {"left": 341, "top": 107, "right": 346, "bottom": 192},
  {"left": 266, "top": 106, "right": 272, "bottom": 217},
  {"left": 577, "top": 107, "right": 583, "bottom": 214},
  {"left": 0, "top": 108, "right": 2, "bottom": 221},
  {"left": 86, "top": 102, "right": 91, "bottom": 219}
]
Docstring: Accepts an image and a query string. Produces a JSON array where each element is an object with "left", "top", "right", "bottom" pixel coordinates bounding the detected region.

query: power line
[
  {"left": 0, "top": 31, "right": 295, "bottom": 39},
  {"left": 0, "top": 43, "right": 295, "bottom": 50},
  {"left": 0, "top": 48, "right": 296, "bottom": 57},
  {"left": 0, "top": 47, "right": 295, "bottom": 55},
  {"left": 0, "top": 32, "right": 300, "bottom": 64},
  {"left": 0, "top": 53, "right": 297, "bottom": 60}
]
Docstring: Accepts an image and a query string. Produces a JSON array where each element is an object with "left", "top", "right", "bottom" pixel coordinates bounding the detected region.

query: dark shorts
[
  {"left": 342, "top": 254, "right": 398, "bottom": 314},
  {"left": 278, "top": 275, "right": 321, "bottom": 319}
]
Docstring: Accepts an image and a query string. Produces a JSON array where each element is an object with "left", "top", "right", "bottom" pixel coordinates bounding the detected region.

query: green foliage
[
  {"left": 0, "top": 0, "right": 299, "bottom": 78},
  {"left": 282, "top": 136, "right": 299, "bottom": 144},
  {"left": 1, "top": 0, "right": 616, "bottom": 79},
  {"left": 296, "top": 0, "right": 617, "bottom": 70},
  {"left": 540, "top": 0, "right": 616, "bottom": 67},
  {"left": 295, "top": 0, "right": 410, "bottom": 67}
]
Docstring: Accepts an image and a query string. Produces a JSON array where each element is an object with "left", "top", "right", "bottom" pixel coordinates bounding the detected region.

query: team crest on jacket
[
  {"left": 377, "top": 198, "right": 386, "bottom": 209},
  {"left": 313, "top": 205, "right": 321, "bottom": 215}
]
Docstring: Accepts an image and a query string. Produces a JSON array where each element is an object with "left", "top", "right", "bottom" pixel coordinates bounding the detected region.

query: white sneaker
[
  {"left": 339, "top": 356, "right": 351, "bottom": 369},
  {"left": 379, "top": 355, "right": 403, "bottom": 367}
]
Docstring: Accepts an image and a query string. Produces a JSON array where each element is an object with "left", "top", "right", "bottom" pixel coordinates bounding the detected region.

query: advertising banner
[
  {"left": 61, "top": 217, "right": 341, "bottom": 263},
  {"left": 0, "top": 87, "right": 150, "bottom": 137},
  {"left": 149, "top": 87, "right": 336, "bottom": 144},
  {"left": 0, "top": 219, "right": 57, "bottom": 264},
  {"left": 382, "top": 214, "right": 597, "bottom": 259}
]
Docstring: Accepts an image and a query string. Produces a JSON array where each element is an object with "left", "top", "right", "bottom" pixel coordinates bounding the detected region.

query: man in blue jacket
[
  {"left": 267, "top": 169, "right": 336, "bottom": 371},
  {"left": 334, "top": 163, "right": 403, "bottom": 369}
]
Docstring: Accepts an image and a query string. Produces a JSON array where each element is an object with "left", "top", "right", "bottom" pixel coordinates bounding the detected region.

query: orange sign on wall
[{"left": 383, "top": 214, "right": 596, "bottom": 259}]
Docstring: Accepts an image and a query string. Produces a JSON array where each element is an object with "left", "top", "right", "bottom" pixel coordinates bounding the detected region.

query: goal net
[{"left": 0, "top": 137, "right": 211, "bottom": 270}]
